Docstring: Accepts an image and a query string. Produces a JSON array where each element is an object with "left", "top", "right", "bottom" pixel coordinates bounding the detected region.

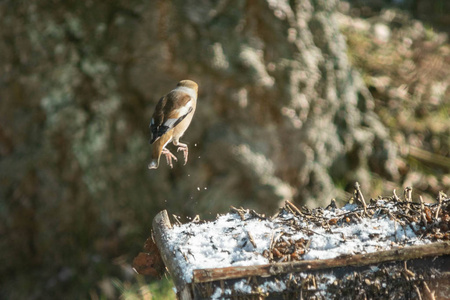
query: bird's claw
[
  {"left": 162, "top": 148, "right": 177, "bottom": 168},
  {"left": 177, "top": 146, "right": 189, "bottom": 165}
]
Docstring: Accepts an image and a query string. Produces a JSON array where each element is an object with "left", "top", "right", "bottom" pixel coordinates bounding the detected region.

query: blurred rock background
[{"left": 0, "top": 0, "right": 448, "bottom": 298}]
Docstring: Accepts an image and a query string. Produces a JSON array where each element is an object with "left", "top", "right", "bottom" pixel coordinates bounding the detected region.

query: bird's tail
[
  {"left": 148, "top": 145, "right": 162, "bottom": 169},
  {"left": 148, "top": 159, "right": 159, "bottom": 169},
  {"left": 148, "top": 132, "right": 172, "bottom": 169}
]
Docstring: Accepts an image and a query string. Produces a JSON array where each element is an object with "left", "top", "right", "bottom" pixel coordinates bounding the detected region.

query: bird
[{"left": 148, "top": 80, "right": 198, "bottom": 169}]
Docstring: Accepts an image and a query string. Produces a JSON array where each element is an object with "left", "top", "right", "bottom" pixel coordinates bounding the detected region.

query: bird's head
[{"left": 177, "top": 80, "right": 198, "bottom": 94}]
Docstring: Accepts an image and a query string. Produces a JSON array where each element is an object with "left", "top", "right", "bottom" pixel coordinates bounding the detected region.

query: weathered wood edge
[
  {"left": 152, "top": 210, "right": 192, "bottom": 300},
  {"left": 193, "top": 241, "right": 450, "bottom": 283}
]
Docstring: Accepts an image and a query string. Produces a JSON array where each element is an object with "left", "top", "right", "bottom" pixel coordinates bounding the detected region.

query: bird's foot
[
  {"left": 162, "top": 148, "right": 177, "bottom": 168},
  {"left": 177, "top": 145, "right": 189, "bottom": 165}
]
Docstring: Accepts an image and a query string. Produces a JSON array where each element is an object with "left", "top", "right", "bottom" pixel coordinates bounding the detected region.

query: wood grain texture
[
  {"left": 193, "top": 242, "right": 450, "bottom": 283},
  {"left": 152, "top": 210, "right": 193, "bottom": 300}
]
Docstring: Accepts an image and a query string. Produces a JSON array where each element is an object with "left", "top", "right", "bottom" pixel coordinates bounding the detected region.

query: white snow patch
[
  {"left": 233, "top": 279, "right": 252, "bottom": 294},
  {"left": 210, "top": 287, "right": 223, "bottom": 299},
  {"left": 166, "top": 200, "right": 428, "bottom": 284}
]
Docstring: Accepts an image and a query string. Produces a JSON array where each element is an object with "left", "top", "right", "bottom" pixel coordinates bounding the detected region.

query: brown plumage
[{"left": 148, "top": 80, "right": 198, "bottom": 169}]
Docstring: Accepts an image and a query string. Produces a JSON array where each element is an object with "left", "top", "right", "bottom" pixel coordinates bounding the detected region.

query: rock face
[{"left": 0, "top": 0, "right": 398, "bottom": 297}]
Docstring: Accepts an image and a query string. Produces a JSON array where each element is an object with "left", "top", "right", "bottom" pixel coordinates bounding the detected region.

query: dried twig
[
  {"left": 413, "top": 284, "right": 423, "bottom": 300},
  {"left": 422, "top": 281, "right": 435, "bottom": 300},
  {"left": 249, "top": 209, "right": 267, "bottom": 220},
  {"left": 419, "top": 196, "right": 427, "bottom": 227},
  {"left": 354, "top": 182, "right": 368, "bottom": 216},
  {"left": 326, "top": 199, "right": 337, "bottom": 209},
  {"left": 404, "top": 187, "right": 412, "bottom": 212},
  {"left": 270, "top": 232, "right": 284, "bottom": 251},
  {"left": 393, "top": 189, "right": 400, "bottom": 201},
  {"left": 286, "top": 200, "right": 304, "bottom": 216},
  {"left": 403, "top": 261, "right": 415, "bottom": 278},
  {"left": 434, "top": 192, "right": 444, "bottom": 219},
  {"left": 247, "top": 231, "right": 257, "bottom": 248},
  {"left": 230, "top": 206, "right": 246, "bottom": 221},
  {"left": 404, "top": 187, "right": 413, "bottom": 202},
  {"left": 172, "top": 214, "right": 182, "bottom": 226}
]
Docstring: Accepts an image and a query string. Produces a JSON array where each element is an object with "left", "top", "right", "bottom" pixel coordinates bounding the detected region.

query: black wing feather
[{"left": 149, "top": 106, "right": 193, "bottom": 144}]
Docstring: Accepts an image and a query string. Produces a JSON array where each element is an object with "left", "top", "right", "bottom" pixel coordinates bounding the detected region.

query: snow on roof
[{"left": 166, "top": 199, "right": 433, "bottom": 284}]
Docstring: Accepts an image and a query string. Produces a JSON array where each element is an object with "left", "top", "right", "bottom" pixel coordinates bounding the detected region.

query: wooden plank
[
  {"left": 152, "top": 210, "right": 192, "bottom": 300},
  {"left": 192, "top": 257, "right": 450, "bottom": 299},
  {"left": 193, "top": 241, "right": 450, "bottom": 283}
]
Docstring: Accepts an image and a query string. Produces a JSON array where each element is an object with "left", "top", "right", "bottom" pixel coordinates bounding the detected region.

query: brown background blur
[{"left": 0, "top": 0, "right": 448, "bottom": 298}]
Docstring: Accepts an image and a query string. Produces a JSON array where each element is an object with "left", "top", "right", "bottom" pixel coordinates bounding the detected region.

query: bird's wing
[{"left": 149, "top": 92, "right": 194, "bottom": 144}]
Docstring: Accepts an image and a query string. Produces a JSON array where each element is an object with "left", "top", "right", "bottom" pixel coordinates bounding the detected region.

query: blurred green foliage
[{"left": 341, "top": 7, "right": 449, "bottom": 198}]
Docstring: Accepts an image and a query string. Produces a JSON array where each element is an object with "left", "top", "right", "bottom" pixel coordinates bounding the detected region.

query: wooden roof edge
[
  {"left": 193, "top": 241, "right": 450, "bottom": 283},
  {"left": 152, "top": 210, "right": 193, "bottom": 300}
]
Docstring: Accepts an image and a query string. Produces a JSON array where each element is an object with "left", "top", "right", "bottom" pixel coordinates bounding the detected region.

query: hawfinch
[{"left": 148, "top": 80, "right": 198, "bottom": 169}]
